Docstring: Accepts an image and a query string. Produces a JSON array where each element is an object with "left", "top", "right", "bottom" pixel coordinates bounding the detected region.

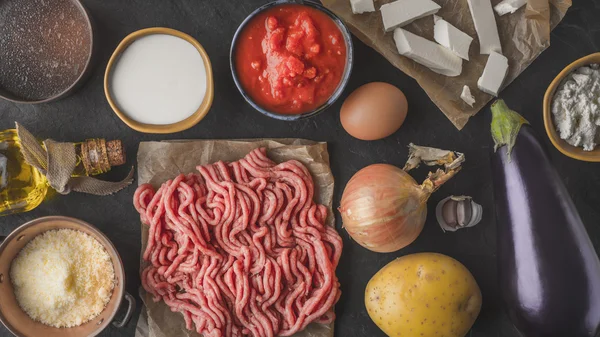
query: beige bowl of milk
[{"left": 104, "top": 27, "right": 214, "bottom": 134}]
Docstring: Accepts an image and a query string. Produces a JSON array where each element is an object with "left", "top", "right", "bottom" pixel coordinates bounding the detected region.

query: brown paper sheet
[
  {"left": 321, "top": 0, "right": 571, "bottom": 129},
  {"left": 134, "top": 139, "right": 335, "bottom": 337}
]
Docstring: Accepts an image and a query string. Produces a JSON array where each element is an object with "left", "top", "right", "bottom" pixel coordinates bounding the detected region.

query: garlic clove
[
  {"left": 467, "top": 199, "right": 483, "bottom": 227},
  {"left": 436, "top": 195, "right": 482, "bottom": 232},
  {"left": 455, "top": 199, "right": 472, "bottom": 227},
  {"left": 441, "top": 200, "right": 458, "bottom": 226}
]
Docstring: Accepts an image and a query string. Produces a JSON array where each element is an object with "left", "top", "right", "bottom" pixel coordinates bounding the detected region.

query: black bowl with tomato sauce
[{"left": 230, "top": 0, "right": 353, "bottom": 121}]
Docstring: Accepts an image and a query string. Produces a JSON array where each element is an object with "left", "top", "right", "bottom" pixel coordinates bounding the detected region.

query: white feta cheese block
[
  {"left": 494, "top": 0, "right": 526, "bottom": 16},
  {"left": 433, "top": 15, "right": 473, "bottom": 61},
  {"left": 460, "top": 85, "right": 476, "bottom": 107},
  {"left": 381, "top": 0, "right": 441, "bottom": 32},
  {"left": 350, "top": 0, "right": 375, "bottom": 14},
  {"left": 467, "top": 0, "right": 502, "bottom": 54},
  {"left": 477, "top": 51, "right": 509, "bottom": 96},
  {"left": 394, "top": 28, "right": 462, "bottom": 77}
]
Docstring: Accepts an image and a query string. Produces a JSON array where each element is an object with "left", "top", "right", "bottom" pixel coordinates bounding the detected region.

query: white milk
[{"left": 109, "top": 34, "right": 207, "bottom": 125}]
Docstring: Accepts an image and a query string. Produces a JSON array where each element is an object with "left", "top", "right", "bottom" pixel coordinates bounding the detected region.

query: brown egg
[{"left": 340, "top": 82, "right": 408, "bottom": 140}]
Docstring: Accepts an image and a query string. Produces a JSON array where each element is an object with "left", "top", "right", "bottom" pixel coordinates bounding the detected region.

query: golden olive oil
[
  {"left": 0, "top": 129, "right": 48, "bottom": 215},
  {"left": 0, "top": 129, "right": 126, "bottom": 216}
]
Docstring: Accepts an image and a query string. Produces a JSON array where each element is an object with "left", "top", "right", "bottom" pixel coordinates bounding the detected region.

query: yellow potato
[{"left": 365, "top": 253, "right": 481, "bottom": 337}]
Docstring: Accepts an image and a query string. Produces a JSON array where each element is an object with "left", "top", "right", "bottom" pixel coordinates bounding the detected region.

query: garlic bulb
[{"left": 435, "top": 196, "right": 482, "bottom": 232}]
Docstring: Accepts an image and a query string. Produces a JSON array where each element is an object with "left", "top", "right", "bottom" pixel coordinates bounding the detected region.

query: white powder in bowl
[{"left": 551, "top": 64, "right": 600, "bottom": 151}]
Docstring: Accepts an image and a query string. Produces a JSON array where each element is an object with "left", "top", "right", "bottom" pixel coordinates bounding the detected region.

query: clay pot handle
[{"left": 112, "top": 292, "right": 136, "bottom": 328}]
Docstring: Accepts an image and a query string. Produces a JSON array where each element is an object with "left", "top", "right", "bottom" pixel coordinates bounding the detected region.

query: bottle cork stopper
[
  {"left": 81, "top": 139, "right": 126, "bottom": 175},
  {"left": 106, "top": 140, "right": 126, "bottom": 166}
]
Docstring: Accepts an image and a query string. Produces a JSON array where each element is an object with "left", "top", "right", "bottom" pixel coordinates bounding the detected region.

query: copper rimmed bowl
[{"left": 0, "top": 216, "right": 134, "bottom": 337}]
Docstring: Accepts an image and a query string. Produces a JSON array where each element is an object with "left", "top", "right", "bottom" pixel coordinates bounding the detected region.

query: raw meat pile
[{"left": 134, "top": 148, "right": 343, "bottom": 337}]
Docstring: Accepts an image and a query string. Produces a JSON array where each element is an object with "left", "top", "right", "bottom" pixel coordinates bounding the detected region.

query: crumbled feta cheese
[
  {"left": 494, "top": 0, "right": 526, "bottom": 16},
  {"left": 350, "top": 0, "right": 375, "bottom": 14},
  {"left": 461, "top": 85, "right": 476, "bottom": 107},
  {"left": 380, "top": 0, "right": 440, "bottom": 32},
  {"left": 467, "top": 0, "right": 502, "bottom": 54},
  {"left": 477, "top": 51, "right": 508, "bottom": 96},
  {"left": 433, "top": 15, "right": 473, "bottom": 61},
  {"left": 394, "top": 28, "right": 463, "bottom": 77}
]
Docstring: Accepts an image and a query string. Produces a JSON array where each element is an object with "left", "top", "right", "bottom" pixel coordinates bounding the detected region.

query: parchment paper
[
  {"left": 134, "top": 139, "right": 335, "bottom": 337},
  {"left": 321, "top": 0, "right": 571, "bottom": 129}
]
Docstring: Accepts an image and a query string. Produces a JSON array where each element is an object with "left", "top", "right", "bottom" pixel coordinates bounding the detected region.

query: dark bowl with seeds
[{"left": 0, "top": 0, "right": 95, "bottom": 104}]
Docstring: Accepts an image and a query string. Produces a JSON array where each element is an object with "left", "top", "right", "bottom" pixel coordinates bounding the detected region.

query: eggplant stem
[{"left": 490, "top": 100, "right": 529, "bottom": 161}]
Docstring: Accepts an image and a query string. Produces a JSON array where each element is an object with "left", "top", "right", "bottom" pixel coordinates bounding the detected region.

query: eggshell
[{"left": 340, "top": 82, "right": 408, "bottom": 141}]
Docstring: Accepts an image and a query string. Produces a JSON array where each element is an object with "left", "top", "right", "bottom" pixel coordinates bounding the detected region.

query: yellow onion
[{"left": 339, "top": 144, "right": 465, "bottom": 253}]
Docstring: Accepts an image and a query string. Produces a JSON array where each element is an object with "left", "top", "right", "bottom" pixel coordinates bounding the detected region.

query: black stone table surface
[{"left": 1, "top": 0, "right": 599, "bottom": 336}]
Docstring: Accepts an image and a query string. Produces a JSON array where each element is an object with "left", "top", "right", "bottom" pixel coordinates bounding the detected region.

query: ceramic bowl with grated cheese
[{"left": 0, "top": 216, "right": 135, "bottom": 337}]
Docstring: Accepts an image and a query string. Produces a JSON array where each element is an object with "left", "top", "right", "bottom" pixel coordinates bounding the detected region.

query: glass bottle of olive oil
[{"left": 0, "top": 129, "right": 125, "bottom": 216}]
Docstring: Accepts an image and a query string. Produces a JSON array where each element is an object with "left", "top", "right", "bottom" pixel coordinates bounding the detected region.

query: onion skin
[{"left": 339, "top": 164, "right": 429, "bottom": 253}]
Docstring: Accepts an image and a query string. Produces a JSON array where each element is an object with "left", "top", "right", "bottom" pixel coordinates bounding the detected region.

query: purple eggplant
[{"left": 491, "top": 100, "right": 600, "bottom": 337}]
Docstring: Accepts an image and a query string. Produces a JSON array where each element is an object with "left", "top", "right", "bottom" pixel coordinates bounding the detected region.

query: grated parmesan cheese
[{"left": 10, "top": 229, "right": 115, "bottom": 328}]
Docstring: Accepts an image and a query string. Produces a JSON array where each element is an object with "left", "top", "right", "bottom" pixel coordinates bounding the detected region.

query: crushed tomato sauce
[{"left": 235, "top": 4, "right": 347, "bottom": 115}]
